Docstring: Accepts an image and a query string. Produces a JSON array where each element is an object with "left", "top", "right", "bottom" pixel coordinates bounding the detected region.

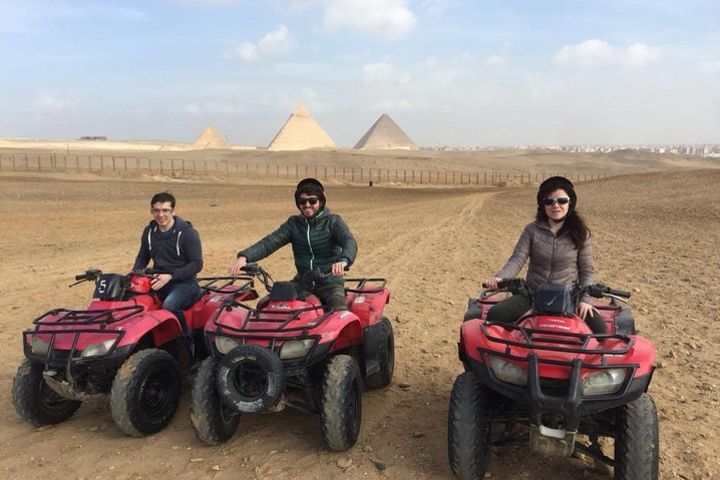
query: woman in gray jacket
[{"left": 484, "top": 176, "right": 606, "bottom": 333}]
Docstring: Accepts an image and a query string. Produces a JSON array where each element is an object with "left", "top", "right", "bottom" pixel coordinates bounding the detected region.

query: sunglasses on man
[
  {"left": 297, "top": 196, "right": 320, "bottom": 206},
  {"left": 543, "top": 196, "right": 571, "bottom": 206}
]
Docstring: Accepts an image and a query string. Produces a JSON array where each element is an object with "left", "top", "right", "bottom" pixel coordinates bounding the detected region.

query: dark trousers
[
  {"left": 294, "top": 279, "right": 348, "bottom": 311},
  {"left": 474, "top": 293, "right": 608, "bottom": 334},
  {"left": 158, "top": 281, "right": 202, "bottom": 339}
]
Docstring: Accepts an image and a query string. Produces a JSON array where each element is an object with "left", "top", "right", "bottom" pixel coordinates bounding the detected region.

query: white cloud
[
  {"left": 362, "top": 62, "right": 411, "bottom": 84},
  {"left": 168, "top": 0, "right": 240, "bottom": 5},
  {"left": 34, "top": 94, "right": 75, "bottom": 112},
  {"left": 224, "top": 24, "right": 291, "bottom": 62},
  {"left": 312, "top": 0, "right": 416, "bottom": 41},
  {"left": 486, "top": 54, "right": 506, "bottom": 66},
  {"left": 554, "top": 39, "right": 660, "bottom": 68},
  {"left": 699, "top": 60, "right": 720, "bottom": 74}
]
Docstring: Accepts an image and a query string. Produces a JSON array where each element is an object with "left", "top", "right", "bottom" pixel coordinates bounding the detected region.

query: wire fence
[{"left": 0, "top": 152, "right": 609, "bottom": 185}]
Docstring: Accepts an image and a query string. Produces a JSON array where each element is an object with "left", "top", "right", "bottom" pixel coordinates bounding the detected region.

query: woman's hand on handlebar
[
  {"left": 229, "top": 256, "right": 247, "bottom": 276},
  {"left": 576, "top": 301, "right": 597, "bottom": 320},
  {"left": 331, "top": 261, "right": 348, "bottom": 277},
  {"left": 484, "top": 277, "right": 503, "bottom": 290}
]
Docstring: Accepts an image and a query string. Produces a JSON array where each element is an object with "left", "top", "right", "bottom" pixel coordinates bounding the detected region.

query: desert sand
[{"left": 0, "top": 167, "right": 718, "bottom": 480}]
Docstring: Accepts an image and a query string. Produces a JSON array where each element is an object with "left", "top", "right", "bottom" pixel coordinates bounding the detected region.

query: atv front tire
[
  {"left": 614, "top": 393, "right": 659, "bottom": 480},
  {"left": 366, "top": 316, "right": 395, "bottom": 389},
  {"left": 190, "top": 357, "right": 240, "bottom": 445},
  {"left": 110, "top": 348, "right": 181, "bottom": 437},
  {"left": 12, "top": 360, "right": 81, "bottom": 426},
  {"left": 448, "top": 372, "right": 491, "bottom": 480},
  {"left": 320, "top": 355, "right": 363, "bottom": 451}
]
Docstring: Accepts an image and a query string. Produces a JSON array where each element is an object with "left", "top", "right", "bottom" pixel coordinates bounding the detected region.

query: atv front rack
[
  {"left": 198, "top": 276, "right": 254, "bottom": 294},
  {"left": 480, "top": 321, "right": 634, "bottom": 356},
  {"left": 213, "top": 303, "right": 333, "bottom": 334},
  {"left": 32, "top": 305, "right": 144, "bottom": 326}
]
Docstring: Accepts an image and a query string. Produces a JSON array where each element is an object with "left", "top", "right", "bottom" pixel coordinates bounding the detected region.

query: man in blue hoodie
[{"left": 133, "top": 192, "right": 204, "bottom": 342}]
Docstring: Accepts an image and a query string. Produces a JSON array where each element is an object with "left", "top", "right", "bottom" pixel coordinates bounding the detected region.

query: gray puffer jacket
[{"left": 496, "top": 221, "right": 593, "bottom": 302}]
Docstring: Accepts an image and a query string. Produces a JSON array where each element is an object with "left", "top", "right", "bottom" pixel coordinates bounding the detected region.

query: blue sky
[{"left": 1, "top": 0, "right": 719, "bottom": 146}]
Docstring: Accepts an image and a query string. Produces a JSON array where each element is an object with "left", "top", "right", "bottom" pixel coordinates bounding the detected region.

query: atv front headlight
[
  {"left": 279, "top": 339, "right": 314, "bottom": 360},
  {"left": 31, "top": 336, "right": 50, "bottom": 356},
  {"left": 215, "top": 336, "right": 241, "bottom": 355},
  {"left": 81, "top": 339, "right": 116, "bottom": 358},
  {"left": 488, "top": 355, "right": 527, "bottom": 386},
  {"left": 581, "top": 368, "right": 627, "bottom": 396}
]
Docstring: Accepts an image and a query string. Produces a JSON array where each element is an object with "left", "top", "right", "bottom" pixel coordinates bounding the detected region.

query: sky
[{"left": 1, "top": 0, "right": 719, "bottom": 147}]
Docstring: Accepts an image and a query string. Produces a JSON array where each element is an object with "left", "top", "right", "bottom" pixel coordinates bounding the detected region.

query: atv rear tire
[
  {"left": 320, "top": 355, "right": 363, "bottom": 452},
  {"left": 448, "top": 372, "right": 491, "bottom": 480},
  {"left": 614, "top": 393, "right": 659, "bottom": 480},
  {"left": 366, "top": 316, "right": 395, "bottom": 389},
  {"left": 12, "top": 360, "right": 81, "bottom": 426},
  {"left": 110, "top": 348, "right": 181, "bottom": 437},
  {"left": 190, "top": 357, "right": 240, "bottom": 445}
]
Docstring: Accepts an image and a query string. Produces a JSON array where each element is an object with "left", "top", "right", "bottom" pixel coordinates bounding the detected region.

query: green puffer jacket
[{"left": 237, "top": 207, "right": 358, "bottom": 284}]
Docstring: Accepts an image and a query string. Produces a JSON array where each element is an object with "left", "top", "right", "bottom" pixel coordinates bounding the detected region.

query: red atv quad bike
[
  {"left": 12, "top": 268, "right": 257, "bottom": 437},
  {"left": 189, "top": 263, "right": 393, "bottom": 451},
  {"left": 449, "top": 279, "right": 658, "bottom": 480}
]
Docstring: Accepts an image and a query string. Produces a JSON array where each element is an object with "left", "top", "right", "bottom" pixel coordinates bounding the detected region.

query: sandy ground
[{"left": 0, "top": 170, "right": 718, "bottom": 480}]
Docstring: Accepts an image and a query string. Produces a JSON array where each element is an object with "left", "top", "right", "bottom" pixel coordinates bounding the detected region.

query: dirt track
[{"left": 0, "top": 171, "right": 718, "bottom": 480}]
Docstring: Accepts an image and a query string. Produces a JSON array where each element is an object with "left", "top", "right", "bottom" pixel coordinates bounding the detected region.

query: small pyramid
[
  {"left": 354, "top": 113, "right": 417, "bottom": 150},
  {"left": 267, "top": 105, "right": 335, "bottom": 151},
  {"left": 192, "top": 125, "right": 229, "bottom": 149}
]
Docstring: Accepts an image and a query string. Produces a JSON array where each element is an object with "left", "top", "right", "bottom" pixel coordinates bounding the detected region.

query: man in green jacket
[{"left": 229, "top": 178, "right": 358, "bottom": 310}]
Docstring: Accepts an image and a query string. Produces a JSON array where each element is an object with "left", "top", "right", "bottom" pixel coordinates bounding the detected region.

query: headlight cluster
[
  {"left": 81, "top": 339, "right": 117, "bottom": 358},
  {"left": 215, "top": 336, "right": 241, "bottom": 355},
  {"left": 488, "top": 355, "right": 527, "bottom": 386},
  {"left": 31, "top": 336, "right": 50, "bottom": 356},
  {"left": 214, "top": 336, "right": 314, "bottom": 360},
  {"left": 279, "top": 339, "right": 314, "bottom": 360},
  {"left": 581, "top": 368, "right": 627, "bottom": 396}
]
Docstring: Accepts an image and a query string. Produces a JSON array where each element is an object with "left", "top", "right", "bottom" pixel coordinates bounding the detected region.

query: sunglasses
[
  {"left": 543, "top": 196, "right": 571, "bottom": 206},
  {"left": 297, "top": 196, "right": 319, "bottom": 206}
]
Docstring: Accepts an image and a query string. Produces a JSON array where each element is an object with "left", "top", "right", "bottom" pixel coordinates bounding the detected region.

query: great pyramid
[
  {"left": 354, "top": 113, "right": 417, "bottom": 150},
  {"left": 267, "top": 105, "right": 335, "bottom": 151},
  {"left": 192, "top": 125, "right": 229, "bottom": 149}
]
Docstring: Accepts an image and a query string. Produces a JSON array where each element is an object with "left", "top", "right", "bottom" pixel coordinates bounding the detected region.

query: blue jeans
[{"left": 158, "top": 281, "right": 202, "bottom": 340}]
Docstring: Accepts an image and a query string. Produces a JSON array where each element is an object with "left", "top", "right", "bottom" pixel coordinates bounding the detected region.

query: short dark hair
[{"left": 150, "top": 192, "right": 176, "bottom": 208}]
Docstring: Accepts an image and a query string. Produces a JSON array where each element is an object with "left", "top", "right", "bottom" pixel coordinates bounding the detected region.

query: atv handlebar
[{"left": 481, "top": 279, "right": 632, "bottom": 300}]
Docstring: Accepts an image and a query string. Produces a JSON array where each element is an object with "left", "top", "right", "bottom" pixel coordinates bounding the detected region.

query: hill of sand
[
  {"left": 0, "top": 170, "right": 718, "bottom": 480},
  {"left": 354, "top": 113, "right": 417, "bottom": 150},
  {"left": 267, "top": 105, "right": 336, "bottom": 151},
  {"left": 190, "top": 125, "right": 229, "bottom": 150}
]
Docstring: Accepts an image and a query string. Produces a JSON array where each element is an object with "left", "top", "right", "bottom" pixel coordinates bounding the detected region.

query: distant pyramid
[
  {"left": 192, "top": 125, "right": 229, "bottom": 149},
  {"left": 267, "top": 105, "right": 335, "bottom": 151},
  {"left": 354, "top": 113, "right": 417, "bottom": 150}
]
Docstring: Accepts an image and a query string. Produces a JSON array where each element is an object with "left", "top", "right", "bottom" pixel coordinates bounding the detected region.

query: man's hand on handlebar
[
  {"left": 151, "top": 273, "right": 172, "bottom": 291},
  {"left": 229, "top": 256, "right": 247, "bottom": 276},
  {"left": 576, "top": 301, "right": 597, "bottom": 320},
  {"left": 331, "top": 261, "right": 348, "bottom": 277},
  {"left": 484, "top": 277, "right": 503, "bottom": 291}
]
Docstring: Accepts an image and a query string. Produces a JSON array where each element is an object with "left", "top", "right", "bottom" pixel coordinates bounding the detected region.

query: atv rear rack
[
  {"left": 344, "top": 278, "right": 387, "bottom": 294},
  {"left": 480, "top": 321, "right": 634, "bottom": 356},
  {"left": 213, "top": 303, "right": 333, "bottom": 333}
]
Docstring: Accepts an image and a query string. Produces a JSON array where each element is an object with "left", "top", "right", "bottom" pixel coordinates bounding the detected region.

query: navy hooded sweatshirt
[{"left": 132, "top": 216, "right": 203, "bottom": 282}]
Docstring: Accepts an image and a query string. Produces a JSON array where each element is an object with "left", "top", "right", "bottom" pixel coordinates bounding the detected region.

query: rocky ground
[{"left": 0, "top": 170, "right": 717, "bottom": 479}]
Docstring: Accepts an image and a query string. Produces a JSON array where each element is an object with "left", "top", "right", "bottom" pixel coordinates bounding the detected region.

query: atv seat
[{"left": 269, "top": 282, "right": 298, "bottom": 301}]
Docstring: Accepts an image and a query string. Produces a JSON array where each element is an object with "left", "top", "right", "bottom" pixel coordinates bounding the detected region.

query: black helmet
[
  {"left": 295, "top": 177, "right": 326, "bottom": 209},
  {"left": 537, "top": 176, "right": 576, "bottom": 210}
]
